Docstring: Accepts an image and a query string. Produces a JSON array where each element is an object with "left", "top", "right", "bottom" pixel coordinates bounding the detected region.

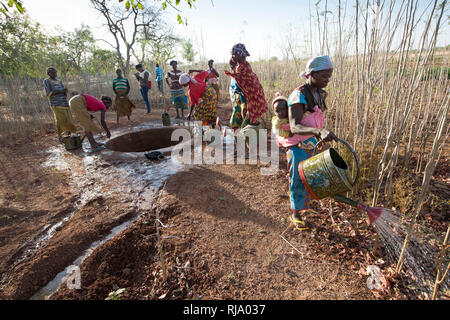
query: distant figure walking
[
  {"left": 155, "top": 63, "right": 164, "bottom": 94},
  {"left": 135, "top": 64, "right": 151, "bottom": 113},
  {"left": 166, "top": 60, "right": 188, "bottom": 119},
  {"left": 113, "top": 69, "right": 135, "bottom": 124},
  {"left": 69, "top": 93, "right": 112, "bottom": 153},
  {"left": 43, "top": 67, "right": 77, "bottom": 143},
  {"left": 205, "top": 59, "right": 220, "bottom": 102}
]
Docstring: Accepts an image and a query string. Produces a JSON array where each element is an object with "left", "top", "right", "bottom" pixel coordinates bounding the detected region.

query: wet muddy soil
[{"left": 0, "top": 109, "right": 182, "bottom": 299}]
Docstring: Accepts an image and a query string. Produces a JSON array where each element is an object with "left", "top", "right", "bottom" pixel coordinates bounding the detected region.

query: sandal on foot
[{"left": 290, "top": 214, "right": 309, "bottom": 231}]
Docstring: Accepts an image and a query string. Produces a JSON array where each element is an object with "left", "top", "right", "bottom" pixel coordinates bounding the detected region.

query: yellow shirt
[{"left": 272, "top": 116, "right": 291, "bottom": 138}]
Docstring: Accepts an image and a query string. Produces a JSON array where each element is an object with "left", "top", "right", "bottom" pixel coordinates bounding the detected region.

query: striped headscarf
[
  {"left": 231, "top": 43, "right": 250, "bottom": 58},
  {"left": 301, "top": 55, "right": 334, "bottom": 78}
]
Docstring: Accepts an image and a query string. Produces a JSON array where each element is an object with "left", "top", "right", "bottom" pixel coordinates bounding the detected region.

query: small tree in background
[
  {"left": 90, "top": 0, "right": 164, "bottom": 76},
  {"left": 182, "top": 40, "right": 196, "bottom": 64},
  {"left": 133, "top": 25, "right": 181, "bottom": 67},
  {"left": 87, "top": 49, "right": 118, "bottom": 75},
  {"left": 149, "top": 31, "right": 181, "bottom": 66},
  {"left": 0, "top": 13, "right": 53, "bottom": 77},
  {"left": 56, "top": 25, "right": 96, "bottom": 74}
]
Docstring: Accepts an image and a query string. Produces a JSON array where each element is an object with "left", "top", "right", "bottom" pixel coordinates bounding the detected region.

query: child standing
[{"left": 113, "top": 69, "right": 135, "bottom": 124}]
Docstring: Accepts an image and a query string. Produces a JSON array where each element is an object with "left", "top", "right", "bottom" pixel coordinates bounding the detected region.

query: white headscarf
[
  {"left": 179, "top": 73, "right": 191, "bottom": 85},
  {"left": 301, "top": 55, "right": 334, "bottom": 78},
  {"left": 179, "top": 73, "right": 198, "bottom": 86}
]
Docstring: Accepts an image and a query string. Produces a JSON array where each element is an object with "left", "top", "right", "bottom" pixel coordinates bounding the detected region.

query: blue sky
[{"left": 24, "top": 0, "right": 449, "bottom": 64}]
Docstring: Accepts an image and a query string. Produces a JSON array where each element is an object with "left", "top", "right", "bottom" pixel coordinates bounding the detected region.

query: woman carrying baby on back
[{"left": 272, "top": 55, "right": 338, "bottom": 231}]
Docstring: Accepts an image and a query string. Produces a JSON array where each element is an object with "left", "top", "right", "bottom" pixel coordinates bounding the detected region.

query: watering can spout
[
  {"left": 367, "top": 210, "right": 382, "bottom": 224},
  {"left": 358, "top": 203, "right": 383, "bottom": 224},
  {"left": 334, "top": 195, "right": 384, "bottom": 225}
]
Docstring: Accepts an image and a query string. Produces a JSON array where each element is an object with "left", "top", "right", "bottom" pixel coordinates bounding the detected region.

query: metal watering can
[
  {"left": 299, "top": 137, "right": 360, "bottom": 200},
  {"left": 298, "top": 138, "right": 383, "bottom": 224}
]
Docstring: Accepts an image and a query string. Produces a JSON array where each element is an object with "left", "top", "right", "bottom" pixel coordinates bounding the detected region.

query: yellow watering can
[
  {"left": 299, "top": 137, "right": 360, "bottom": 200},
  {"left": 298, "top": 138, "right": 383, "bottom": 224}
]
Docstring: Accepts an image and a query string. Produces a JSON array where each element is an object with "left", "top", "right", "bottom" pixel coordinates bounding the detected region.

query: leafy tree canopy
[
  {"left": 1, "top": 0, "right": 196, "bottom": 24},
  {"left": 0, "top": 0, "right": 23, "bottom": 18}
]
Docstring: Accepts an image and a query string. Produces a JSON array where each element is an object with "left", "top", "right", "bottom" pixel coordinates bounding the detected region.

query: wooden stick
[
  {"left": 373, "top": 234, "right": 380, "bottom": 258},
  {"left": 432, "top": 226, "right": 449, "bottom": 300},
  {"left": 328, "top": 200, "right": 336, "bottom": 225},
  {"left": 280, "top": 235, "right": 320, "bottom": 262},
  {"left": 280, "top": 235, "right": 303, "bottom": 257}
]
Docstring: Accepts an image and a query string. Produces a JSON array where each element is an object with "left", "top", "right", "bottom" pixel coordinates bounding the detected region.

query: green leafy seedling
[{"left": 106, "top": 288, "right": 126, "bottom": 300}]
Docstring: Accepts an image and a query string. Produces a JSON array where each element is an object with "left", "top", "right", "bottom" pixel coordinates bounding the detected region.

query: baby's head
[{"left": 272, "top": 93, "right": 289, "bottom": 119}]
